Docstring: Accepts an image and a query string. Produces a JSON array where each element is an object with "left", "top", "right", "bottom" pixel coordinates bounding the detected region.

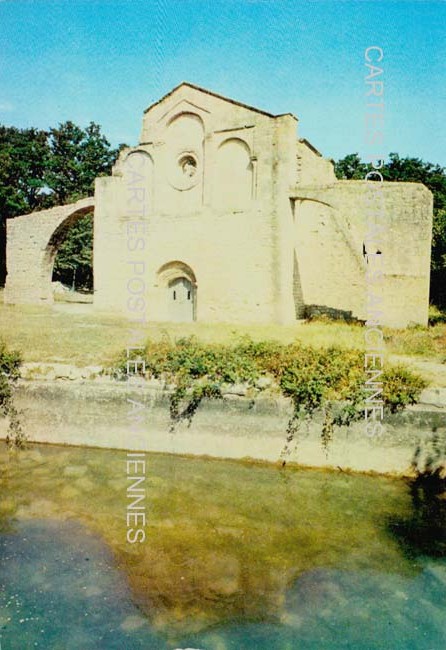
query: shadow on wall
[
  {"left": 293, "top": 250, "right": 305, "bottom": 319},
  {"left": 304, "top": 304, "right": 362, "bottom": 323}
]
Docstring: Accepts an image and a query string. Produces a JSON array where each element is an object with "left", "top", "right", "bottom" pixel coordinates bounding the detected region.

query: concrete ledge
[
  {"left": 416, "top": 387, "right": 446, "bottom": 409},
  {"left": 1, "top": 380, "right": 445, "bottom": 476}
]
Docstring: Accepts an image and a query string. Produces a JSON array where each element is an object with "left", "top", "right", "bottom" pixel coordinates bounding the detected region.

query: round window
[
  {"left": 168, "top": 151, "right": 200, "bottom": 191},
  {"left": 179, "top": 155, "right": 197, "bottom": 178}
]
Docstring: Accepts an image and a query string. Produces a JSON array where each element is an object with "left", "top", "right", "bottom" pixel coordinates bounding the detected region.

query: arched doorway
[
  {"left": 168, "top": 276, "right": 194, "bottom": 322},
  {"left": 157, "top": 261, "right": 197, "bottom": 322}
]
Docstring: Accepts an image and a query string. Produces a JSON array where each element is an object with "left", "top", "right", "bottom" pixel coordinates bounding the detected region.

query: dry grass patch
[
  {"left": 0, "top": 301, "right": 364, "bottom": 366},
  {"left": 0, "top": 296, "right": 444, "bottom": 374}
]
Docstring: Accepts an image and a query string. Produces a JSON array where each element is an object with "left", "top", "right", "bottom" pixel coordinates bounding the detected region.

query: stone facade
[{"left": 4, "top": 82, "right": 433, "bottom": 327}]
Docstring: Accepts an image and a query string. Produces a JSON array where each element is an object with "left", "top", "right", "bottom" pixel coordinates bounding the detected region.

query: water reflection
[
  {"left": 185, "top": 563, "right": 446, "bottom": 649},
  {"left": 0, "top": 444, "right": 445, "bottom": 648},
  {"left": 388, "top": 472, "right": 446, "bottom": 558},
  {"left": 0, "top": 519, "right": 166, "bottom": 649}
]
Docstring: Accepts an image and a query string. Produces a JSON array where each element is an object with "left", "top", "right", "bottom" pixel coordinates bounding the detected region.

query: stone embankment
[{"left": 0, "top": 363, "right": 445, "bottom": 477}]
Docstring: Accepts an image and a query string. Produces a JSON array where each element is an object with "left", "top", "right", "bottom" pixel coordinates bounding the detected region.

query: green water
[{"left": 0, "top": 444, "right": 445, "bottom": 649}]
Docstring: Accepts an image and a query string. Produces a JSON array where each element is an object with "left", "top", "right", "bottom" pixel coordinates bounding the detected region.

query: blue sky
[{"left": 0, "top": 0, "right": 445, "bottom": 165}]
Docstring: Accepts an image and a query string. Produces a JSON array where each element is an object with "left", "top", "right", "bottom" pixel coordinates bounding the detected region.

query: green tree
[
  {"left": 0, "top": 121, "right": 119, "bottom": 287},
  {"left": 53, "top": 213, "right": 93, "bottom": 290},
  {"left": 431, "top": 209, "right": 446, "bottom": 306},
  {"left": 0, "top": 126, "right": 50, "bottom": 284},
  {"left": 45, "top": 121, "right": 118, "bottom": 205},
  {"left": 0, "top": 125, "right": 49, "bottom": 214},
  {"left": 382, "top": 154, "right": 446, "bottom": 211},
  {"left": 334, "top": 153, "right": 368, "bottom": 180},
  {"left": 44, "top": 122, "right": 118, "bottom": 291}
]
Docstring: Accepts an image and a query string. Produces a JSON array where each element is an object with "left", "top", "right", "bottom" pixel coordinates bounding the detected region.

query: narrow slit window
[
  {"left": 187, "top": 290, "right": 191, "bottom": 300},
  {"left": 173, "top": 290, "right": 176, "bottom": 300}
]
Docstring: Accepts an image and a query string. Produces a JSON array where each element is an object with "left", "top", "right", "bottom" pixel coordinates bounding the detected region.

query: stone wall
[
  {"left": 4, "top": 197, "right": 94, "bottom": 304},
  {"left": 292, "top": 181, "right": 433, "bottom": 326},
  {"left": 3, "top": 83, "right": 433, "bottom": 328},
  {"left": 296, "top": 139, "right": 337, "bottom": 186},
  {"left": 94, "top": 85, "right": 299, "bottom": 324},
  {"left": 1, "top": 379, "right": 445, "bottom": 476}
]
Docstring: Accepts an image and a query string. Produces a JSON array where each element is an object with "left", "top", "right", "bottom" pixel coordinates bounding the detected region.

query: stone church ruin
[{"left": 4, "top": 82, "right": 433, "bottom": 327}]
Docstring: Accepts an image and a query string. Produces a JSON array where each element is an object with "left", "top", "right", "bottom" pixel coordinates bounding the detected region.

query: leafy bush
[
  {"left": 428, "top": 304, "right": 446, "bottom": 326},
  {"left": 0, "top": 340, "right": 24, "bottom": 447},
  {"left": 117, "top": 337, "right": 427, "bottom": 458},
  {"left": 382, "top": 365, "right": 427, "bottom": 413}
]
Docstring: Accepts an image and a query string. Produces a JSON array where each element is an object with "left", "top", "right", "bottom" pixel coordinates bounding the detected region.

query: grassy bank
[
  {"left": 0, "top": 298, "right": 445, "bottom": 383},
  {"left": 0, "top": 300, "right": 364, "bottom": 365}
]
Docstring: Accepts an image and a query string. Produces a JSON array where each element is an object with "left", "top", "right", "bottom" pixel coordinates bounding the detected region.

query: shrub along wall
[
  {"left": 0, "top": 340, "right": 23, "bottom": 446},
  {"left": 118, "top": 337, "right": 427, "bottom": 460}
]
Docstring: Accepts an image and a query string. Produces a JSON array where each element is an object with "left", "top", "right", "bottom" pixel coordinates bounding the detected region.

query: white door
[{"left": 168, "top": 277, "right": 194, "bottom": 322}]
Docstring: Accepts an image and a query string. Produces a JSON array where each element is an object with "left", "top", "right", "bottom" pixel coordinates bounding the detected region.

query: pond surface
[{"left": 0, "top": 444, "right": 445, "bottom": 649}]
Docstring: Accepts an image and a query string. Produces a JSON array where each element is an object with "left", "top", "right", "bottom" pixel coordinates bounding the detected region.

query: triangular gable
[{"left": 143, "top": 81, "right": 285, "bottom": 119}]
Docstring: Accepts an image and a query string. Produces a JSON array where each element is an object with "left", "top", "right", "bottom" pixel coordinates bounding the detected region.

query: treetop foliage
[
  {"left": 334, "top": 152, "right": 446, "bottom": 212},
  {"left": 46, "top": 121, "right": 118, "bottom": 205},
  {"left": 0, "top": 121, "right": 119, "bottom": 220},
  {"left": 0, "top": 121, "right": 120, "bottom": 285}
]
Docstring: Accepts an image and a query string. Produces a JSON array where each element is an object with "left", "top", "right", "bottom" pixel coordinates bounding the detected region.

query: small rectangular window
[
  {"left": 173, "top": 291, "right": 176, "bottom": 300},
  {"left": 187, "top": 290, "right": 191, "bottom": 300}
]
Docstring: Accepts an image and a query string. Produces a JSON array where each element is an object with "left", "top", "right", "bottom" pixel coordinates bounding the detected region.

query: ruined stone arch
[
  {"left": 293, "top": 196, "right": 366, "bottom": 319},
  {"left": 217, "top": 136, "right": 252, "bottom": 163},
  {"left": 294, "top": 197, "right": 364, "bottom": 271},
  {"left": 42, "top": 207, "right": 94, "bottom": 299},
  {"left": 4, "top": 197, "right": 95, "bottom": 304}
]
